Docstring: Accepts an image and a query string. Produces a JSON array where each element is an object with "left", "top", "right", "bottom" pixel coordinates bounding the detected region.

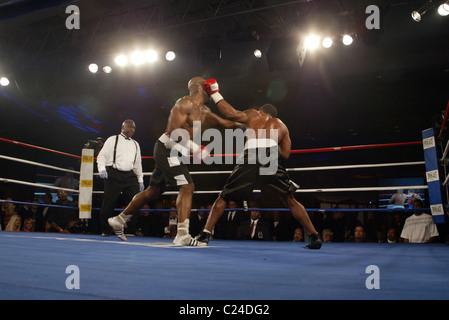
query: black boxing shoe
[
  {"left": 194, "top": 231, "right": 211, "bottom": 246},
  {"left": 305, "top": 232, "right": 322, "bottom": 249}
]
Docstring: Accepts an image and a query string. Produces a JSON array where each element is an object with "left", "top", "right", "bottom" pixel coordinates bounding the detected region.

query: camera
[{"left": 83, "top": 137, "right": 104, "bottom": 155}]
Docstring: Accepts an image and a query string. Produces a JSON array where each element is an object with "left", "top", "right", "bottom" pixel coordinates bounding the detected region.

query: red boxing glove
[
  {"left": 203, "top": 78, "right": 223, "bottom": 103},
  {"left": 203, "top": 78, "right": 219, "bottom": 95}
]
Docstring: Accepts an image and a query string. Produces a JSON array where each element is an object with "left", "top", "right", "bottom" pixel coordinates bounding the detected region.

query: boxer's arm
[
  {"left": 205, "top": 110, "right": 245, "bottom": 130},
  {"left": 215, "top": 100, "right": 250, "bottom": 124},
  {"left": 203, "top": 78, "right": 250, "bottom": 124},
  {"left": 267, "top": 119, "right": 291, "bottom": 160},
  {"left": 278, "top": 127, "right": 291, "bottom": 160}
]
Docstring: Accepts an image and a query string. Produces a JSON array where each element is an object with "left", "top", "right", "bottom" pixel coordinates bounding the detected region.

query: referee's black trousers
[{"left": 100, "top": 166, "right": 140, "bottom": 234}]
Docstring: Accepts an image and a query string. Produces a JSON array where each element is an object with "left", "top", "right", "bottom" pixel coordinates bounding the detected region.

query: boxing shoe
[
  {"left": 194, "top": 231, "right": 211, "bottom": 246},
  {"left": 173, "top": 233, "right": 207, "bottom": 246},
  {"left": 305, "top": 232, "right": 322, "bottom": 250},
  {"left": 108, "top": 216, "right": 127, "bottom": 241}
]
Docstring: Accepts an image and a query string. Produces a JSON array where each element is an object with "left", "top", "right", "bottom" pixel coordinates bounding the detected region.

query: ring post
[
  {"left": 79, "top": 148, "right": 94, "bottom": 219},
  {"left": 422, "top": 128, "right": 446, "bottom": 224}
]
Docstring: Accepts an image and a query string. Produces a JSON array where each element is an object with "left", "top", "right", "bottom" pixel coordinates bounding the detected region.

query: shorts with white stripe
[{"left": 149, "top": 140, "right": 193, "bottom": 191}]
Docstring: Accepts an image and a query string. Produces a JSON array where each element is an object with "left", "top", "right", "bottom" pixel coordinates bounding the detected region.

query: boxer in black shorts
[
  {"left": 195, "top": 78, "right": 322, "bottom": 249},
  {"left": 108, "top": 77, "right": 242, "bottom": 245}
]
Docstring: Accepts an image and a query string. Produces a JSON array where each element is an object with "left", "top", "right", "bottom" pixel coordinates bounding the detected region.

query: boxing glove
[{"left": 203, "top": 78, "right": 223, "bottom": 103}]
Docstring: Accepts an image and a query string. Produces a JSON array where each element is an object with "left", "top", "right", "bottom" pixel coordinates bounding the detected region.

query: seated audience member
[
  {"left": 321, "top": 210, "right": 348, "bottom": 242},
  {"left": 1, "top": 198, "right": 17, "bottom": 230},
  {"left": 237, "top": 207, "right": 271, "bottom": 241},
  {"left": 5, "top": 215, "right": 21, "bottom": 232},
  {"left": 271, "top": 210, "right": 294, "bottom": 241},
  {"left": 22, "top": 218, "right": 35, "bottom": 232},
  {"left": 215, "top": 201, "right": 248, "bottom": 240},
  {"left": 347, "top": 225, "right": 368, "bottom": 243},
  {"left": 322, "top": 228, "right": 334, "bottom": 243},
  {"left": 386, "top": 228, "right": 399, "bottom": 243},
  {"left": 46, "top": 190, "right": 79, "bottom": 233},
  {"left": 292, "top": 227, "right": 304, "bottom": 242}
]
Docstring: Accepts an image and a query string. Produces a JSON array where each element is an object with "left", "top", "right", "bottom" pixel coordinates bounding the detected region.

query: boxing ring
[{"left": 1, "top": 127, "right": 449, "bottom": 300}]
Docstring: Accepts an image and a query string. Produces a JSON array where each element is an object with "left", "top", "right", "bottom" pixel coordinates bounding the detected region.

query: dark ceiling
[{"left": 1, "top": 0, "right": 449, "bottom": 165}]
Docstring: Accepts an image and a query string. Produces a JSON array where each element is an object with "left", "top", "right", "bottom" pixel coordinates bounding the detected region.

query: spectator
[
  {"left": 22, "top": 218, "right": 35, "bottom": 232},
  {"left": 46, "top": 190, "right": 79, "bottom": 233},
  {"left": 215, "top": 200, "right": 248, "bottom": 240},
  {"left": 400, "top": 199, "right": 439, "bottom": 243},
  {"left": 386, "top": 227, "right": 399, "bottom": 243},
  {"left": 43, "top": 221, "right": 54, "bottom": 233},
  {"left": 321, "top": 210, "right": 348, "bottom": 242},
  {"left": 271, "top": 210, "right": 294, "bottom": 241},
  {"left": 293, "top": 227, "right": 304, "bottom": 242},
  {"left": 54, "top": 168, "right": 79, "bottom": 200},
  {"left": 322, "top": 228, "right": 334, "bottom": 242},
  {"left": 237, "top": 208, "right": 271, "bottom": 241},
  {"left": 19, "top": 199, "right": 40, "bottom": 229},
  {"left": 354, "top": 225, "right": 368, "bottom": 243},
  {"left": 346, "top": 225, "right": 368, "bottom": 243},
  {"left": 387, "top": 212, "right": 405, "bottom": 236},
  {"left": 1, "top": 198, "right": 17, "bottom": 230},
  {"left": 5, "top": 215, "right": 21, "bottom": 232},
  {"left": 35, "top": 193, "right": 54, "bottom": 232}
]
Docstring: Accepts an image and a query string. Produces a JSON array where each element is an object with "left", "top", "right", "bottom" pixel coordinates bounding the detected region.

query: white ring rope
[
  {"left": 155, "top": 185, "right": 428, "bottom": 195},
  {"left": 0, "top": 155, "right": 79, "bottom": 175},
  {"left": 1, "top": 152, "right": 427, "bottom": 194},
  {"left": 0, "top": 177, "right": 78, "bottom": 193},
  {"left": 138, "top": 161, "right": 425, "bottom": 176}
]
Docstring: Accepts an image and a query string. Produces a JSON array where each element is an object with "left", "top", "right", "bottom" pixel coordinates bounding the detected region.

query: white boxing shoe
[
  {"left": 173, "top": 233, "right": 206, "bottom": 246},
  {"left": 108, "top": 217, "right": 127, "bottom": 241}
]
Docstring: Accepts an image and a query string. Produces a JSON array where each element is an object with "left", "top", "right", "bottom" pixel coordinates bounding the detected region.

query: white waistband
[
  {"left": 159, "top": 133, "right": 190, "bottom": 156},
  {"left": 244, "top": 138, "right": 278, "bottom": 150}
]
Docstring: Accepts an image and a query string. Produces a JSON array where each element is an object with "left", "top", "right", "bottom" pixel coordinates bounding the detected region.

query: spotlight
[
  {"left": 0, "top": 77, "right": 10, "bottom": 87},
  {"left": 322, "top": 37, "right": 333, "bottom": 48},
  {"left": 438, "top": 2, "right": 449, "bottom": 16},
  {"left": 411, "top": 10, "right": 423, "bottom": 22},
  {"left": 165, "top": 51, "right": 176, "bottom": 61},
  {"left": 131, "top": 51, "right": 145, "bottom": 65},
  {"left": 342, "top": 34, "right": 353, "bottom": 46},
  {"left": 88, "top": 63, "right": 98, "bottom": 73},
  {"left": 305, "top": 35, "right": 320, "bottom": 51},
  {"left": 103, "top": 66, "right": 112, "bottom": 73},
  {"left": 254, "top": 49, "right": 262, "bottom": 58},
  {"left": 145, "top": 50, "right": 158, "bottom": 63},
  {"left": 114, "top": 54, "right": 128, "bottom": 66},
  {"left": 411, "top": 0, "right": 435, "bottom": 22}
]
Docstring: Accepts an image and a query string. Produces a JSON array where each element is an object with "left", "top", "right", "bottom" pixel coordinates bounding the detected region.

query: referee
[{"left": 97, "top": 119, "right": 144, "bottom": 236}]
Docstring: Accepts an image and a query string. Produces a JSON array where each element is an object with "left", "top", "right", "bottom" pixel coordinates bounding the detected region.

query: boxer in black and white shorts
[
  {"left": 107, "top": 77, "right": 241, "bottom": 245},
  {"left": 149, "top": 133, "right": 194, "bottom": 193},
  {"left": 196, "top": 78, "right": 322, "bottom": 249}
]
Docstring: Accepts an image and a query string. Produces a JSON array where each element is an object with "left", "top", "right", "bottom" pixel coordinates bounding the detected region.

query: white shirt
[
  {"left": 97, "top": 134, "right": 144, "bottom": 183},
  {"left": 400, "top": 214, "right": 439, "bottom": 243}
]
